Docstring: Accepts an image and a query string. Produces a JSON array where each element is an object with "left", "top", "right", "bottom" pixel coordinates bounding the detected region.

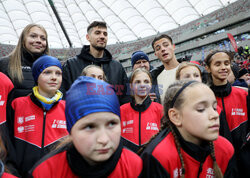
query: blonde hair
[
  {"left": 129, "top": 68, "right": 152, "bottom": 96},
  {"left": 176, "top": 62, "right": 201, "bottom": 80},
  {"left": 130, "top": 68, "right": 152, "bottom": 84},
  {"left": 8, "top": 24, "right": 49, "bottom": 83},
  {"left": 81, "top": 65, "right": 107, "bottom": 82}
]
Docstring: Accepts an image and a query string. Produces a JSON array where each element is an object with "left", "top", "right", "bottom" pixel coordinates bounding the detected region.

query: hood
[{"left": 77, "top": 45, "right": 112, "bottom": 63}]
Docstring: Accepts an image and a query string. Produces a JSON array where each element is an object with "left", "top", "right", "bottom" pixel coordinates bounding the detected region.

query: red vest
[
  {"left": 120, "top": 102, "right": 163, "bottom": 146},
  {"left": 12, "top": 96, "right": 68, "bottom": 148},
  {"left": 216, "top": 87, "right": 248, "bottom": 131},
  {"left": 0, "top": 72, "right": 13, "bottom": 124},
  {"left": 153, "top": 133, "right": 234, "bottom": 177}
]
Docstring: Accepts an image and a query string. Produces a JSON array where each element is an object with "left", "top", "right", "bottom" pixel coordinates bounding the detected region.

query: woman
[{"left": 0, "top": 23, "right": 49, "bottom": 101}]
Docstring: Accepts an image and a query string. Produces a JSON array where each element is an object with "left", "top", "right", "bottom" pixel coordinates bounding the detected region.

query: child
[
  {"left": 81, "top": 64, "right": 107, "bottom": 81},
  {"left": 29, "top": 76, "right": 143, "bottom": 177},
  {"left": 120, "top": 68, "right": 163, "bottom": 153},
  {"left": 205, "top": 50, "right": 248, "bottom": 150},
  {"left": 205, "top": 50, "right": 249, "bottom": 177},
  {"left": 176, "top": 62, "right": 202, "bottom": 82},
  {"left": 140, "top": 80, "right": 237, "bottom": 177},
  {"left": 9, "top": 55, "right": 68, "bottom": 176},
  {"left": 0, "top": 72, "right": 19, "bottom": 176},
  {"left": 175, "top": 62, "right": 233, "bottom": 144}
]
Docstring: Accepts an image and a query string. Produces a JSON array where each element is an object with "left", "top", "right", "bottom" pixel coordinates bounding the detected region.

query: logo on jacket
[
  {"left": 173, "top": 168, "right": 182, "bottom": 178},
  {"left": 231, "top": 108, "right": 245, "bottom": 116},
  {"left": 146, "top": 122, "right": 159, "bottom": 131},
  {"left": 17, "top": 126, "right": 24, "bottom": 133},
  {"left": 17, "top": 117, "right": 24, "bottom": 124},
  {"left": 0, "top": 95, "right": 4, "bottom": 106},
  {"left": 206, "top": 168, "right": 214, "bottom": 177},
  {"left": 52, "top": 120, "right": 66, "bottom": 129}
]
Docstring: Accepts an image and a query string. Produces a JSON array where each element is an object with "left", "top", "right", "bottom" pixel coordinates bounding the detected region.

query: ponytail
[{"left": 209, "top": 142, "right": 223, "bottom": 178}]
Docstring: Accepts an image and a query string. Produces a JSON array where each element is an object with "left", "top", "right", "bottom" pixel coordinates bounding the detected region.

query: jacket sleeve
[
  {"left": 61, "top": 60, "right": 74, "bottom": 97},
  {"left": 140, "top": 152, "right": 170, "bottom": 178},
  {"left": 118, "top": 67, "right": 131, "bottom": 105}
]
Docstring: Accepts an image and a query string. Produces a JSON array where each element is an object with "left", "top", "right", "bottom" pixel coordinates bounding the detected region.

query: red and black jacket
[
  {"left": 10, "top": 93, "right": 68, "bottom": 176},
  {"left": 29, "top": 142, "right": 143, "bottom": 178},
  {"left": 140, "top": 129, "right": 237, "bottom": 178},
  {"left": 210, "top": 82, "right": 248, "bottom": 153},
  {"left": 120, "top": 96, "right": 163, "bottom": 152},
  {"left": 0, "top": 72, "right": 19, "bottom": 176}
]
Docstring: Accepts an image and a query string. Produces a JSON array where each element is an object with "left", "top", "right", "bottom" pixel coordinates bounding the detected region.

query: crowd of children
[{"left": 0, "top": 23, "right": 249, "bottom": 178}]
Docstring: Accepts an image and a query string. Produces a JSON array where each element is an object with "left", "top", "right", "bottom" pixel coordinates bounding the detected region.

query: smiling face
[
  {"left": 24, "top": 26, "right": 47, "bottom": 54},
  {"left": 86, "top": 26, "right": 108, "bottom": 50},
  {"left": 37, "top": 66, "right": 62, "bottom": 98},
  {"left": 179, "top": 66, "right": 202, "bottom": 82},
  {"left": 153, "top": 38, "right": 175, "bottom": 64},
  {"left": 206, "top": 52, "right": 231, "bottom": 85},
  {"left": 70, "top": 112, "right": 121, "bottom": 165},
  {"left": 171, "top": 84, "right": 219, "bottom": 145}
]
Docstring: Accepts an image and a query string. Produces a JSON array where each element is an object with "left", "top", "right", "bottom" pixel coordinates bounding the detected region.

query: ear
[
  {"left": 86, "top": 34, "right": 90, "bottom": 41},
  {"left": 168, "top": 108, "right": 182, "bottom": 127},
  {"left": 205, "top": 65, "right": 211, "bottom": 73},
  {"left": 173, "top": 44, "right": 175, "bottom": 49}
]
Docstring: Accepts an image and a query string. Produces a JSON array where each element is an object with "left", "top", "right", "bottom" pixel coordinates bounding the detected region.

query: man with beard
[{"left": 62, "top": 21, "right": 130, "bottom": 105}]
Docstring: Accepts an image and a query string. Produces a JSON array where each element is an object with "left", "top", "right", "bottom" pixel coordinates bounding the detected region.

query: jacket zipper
[
  {"left": 41, "top": 111, "right": 46, "bottom": 156},
  {"left": 197, "top": 163, "right": 203, "bottom": 178},
  {"left": 139, "top": 111, "right": 141, "bottom": 146}
]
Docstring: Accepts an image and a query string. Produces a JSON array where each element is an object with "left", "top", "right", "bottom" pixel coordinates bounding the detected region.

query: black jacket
[
  {"left": 0, "top": 51, "right": 43, "bottom": 104},
  {"left": 62, "top": 45, "right": 130, "bottom": 105},
  {"left": 150, "top": 65, "right": 164, "bottom": 104}
]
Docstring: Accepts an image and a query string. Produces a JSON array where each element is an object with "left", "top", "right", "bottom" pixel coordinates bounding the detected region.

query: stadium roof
[{"left": 0, "top": 0, "right": 238, "bottom": 48}]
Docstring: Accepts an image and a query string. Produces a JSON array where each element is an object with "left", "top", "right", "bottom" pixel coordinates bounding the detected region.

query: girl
[
  {"left": 176, "top": 62, "right": 202, "bottom": 82},
  {"left": 0, "top": 73, "right": 18, "bottom": 176},
  {"left": 81, "top": 64, "right": 107, "bottom": 81},
  {"left": 205, "top": 50, "right": 249, "bottom": 177},
  {"left": 120, "top": 68, "right": 163, "bottom": 153},
  {"left": 140, "top": 80, "right": 237, "bottom": 177},
  {"left": 0, "top": 24, "right": 49, "bottom": 103},
  {"left": 29, "top": 76, "right": 143, "bottom": 178},
  {"left": 9, "top": 55, "right": 68, "bottom": 176}
]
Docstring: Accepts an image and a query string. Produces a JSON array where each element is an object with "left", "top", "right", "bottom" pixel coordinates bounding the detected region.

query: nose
[
  {"left": 51, "top": 72, "right": 57, "bottom": 80},
  {"left": 97, "top": 129, "right": 109, "bottom": 146},
  {"left": 209, "top": 108, "right": 219, "bottom": 120}
]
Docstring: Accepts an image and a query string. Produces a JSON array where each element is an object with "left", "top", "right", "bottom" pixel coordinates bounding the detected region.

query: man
[
  {"left": 150, "top": 34, "right": 179, "bottom": 104},
  {"left": 131, "top": 51, "right": 150, "bottom": 71},
  {"left": 62, "top": 21, "right": 130, "bottom": 105}
]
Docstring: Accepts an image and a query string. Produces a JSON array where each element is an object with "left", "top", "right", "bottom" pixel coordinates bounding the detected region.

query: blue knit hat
[
  {"left": 131, "top": 51, "right": 149, "bottom": 67},
  {"left": 32, "top": 55, "right": 62, "bottom": 84},
  {"left": 65, "top": 76, "right": 120, "bottom": 133}
]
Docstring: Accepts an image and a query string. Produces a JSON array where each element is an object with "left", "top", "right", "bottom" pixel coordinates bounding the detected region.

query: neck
[
  {"left": 89, "top": 46, "right": 104, "bottom": 58},
  {"left": 163, "top": 58, "right": 179, "bottom": 70},
  {"left": 134, "top": 95, "right": 147, "bottom": 104},
  {"left": 212, "top": 78, "right": 228, "bottom": 86}
]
